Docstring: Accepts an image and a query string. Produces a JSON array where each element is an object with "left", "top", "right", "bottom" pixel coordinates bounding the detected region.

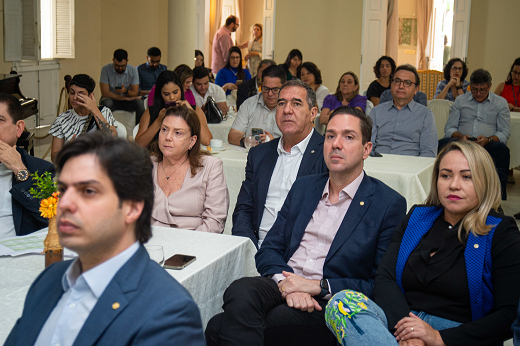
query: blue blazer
[
  {"left": 256, "top": 172, "right": 407, "bottom": 297},
  {"left": 231, "top": 130, "right": 328, "bottom": 248},
  {"left": 5, "top": 245, "right": 206, "bottom": 346},
  {"left": 11, "top": 147, "right": 56, "bottom": 236}
]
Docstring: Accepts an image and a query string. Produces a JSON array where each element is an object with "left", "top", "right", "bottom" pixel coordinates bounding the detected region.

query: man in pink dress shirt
[
  {"left": 211, "top": 16, "right": 239, "bottom": 74},
  {"left": 205, "top": 106, "right": 407, "bottom": 346}
]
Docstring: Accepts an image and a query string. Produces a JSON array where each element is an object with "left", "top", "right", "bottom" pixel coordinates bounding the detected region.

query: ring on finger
[{"left": 411, "top": 327, "right": 414, "bottom": 332}]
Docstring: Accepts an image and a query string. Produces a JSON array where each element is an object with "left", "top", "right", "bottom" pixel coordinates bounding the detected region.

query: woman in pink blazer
[{"left": 149, "top": 105, "right": 229, "bottom": 233}]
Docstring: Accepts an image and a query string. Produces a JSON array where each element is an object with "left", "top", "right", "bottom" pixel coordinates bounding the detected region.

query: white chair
[
  {"left": 362, "top": 89, "right": 367, "bottom": 96},
  {"left": 112, "top": 110, "right": 136, "bottom": 140},
  {"left": 365, "top": 100, "right": 374, "bottom": 116},
  {"left": 427, "top": 99, "right": 453, "bottom": 139},
  {"left": 133, "top": 124, "right": 140, "bottom": 138},
  {"left": 143, "top": 95, "right": 148, "bottom": 110},
  {"left": 114, "top": 120, "right": 127, "bottom": 139}
]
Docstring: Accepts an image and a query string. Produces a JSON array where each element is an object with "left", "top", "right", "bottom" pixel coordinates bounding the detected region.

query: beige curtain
[
  {"left": 386, "top": 0, "right": 399, "bottom": 60},
  {"left": 209, "top": 0, "right": 223, "bottom": 68},
  {"left": 234, "top": 0, "right": 244, "bottom": 46},
  {"left": 416, "top": 0, "right": 433, "bottom": 70}
]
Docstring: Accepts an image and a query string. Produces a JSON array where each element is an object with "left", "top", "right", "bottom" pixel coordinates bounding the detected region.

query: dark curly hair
[
  {"left": 443, "top": 58, "right": 468, "bottom": 81},
  {"left": 373, "top": 56, "right": 396, "bottom": 79}
]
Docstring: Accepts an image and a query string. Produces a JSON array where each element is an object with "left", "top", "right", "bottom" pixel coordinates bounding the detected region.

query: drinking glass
[
  {"left": 145, "top": 245, "right": 164, "bottom": 266},
  {"left": 244, "top": 135, "right": 256, "bottom": 151}
]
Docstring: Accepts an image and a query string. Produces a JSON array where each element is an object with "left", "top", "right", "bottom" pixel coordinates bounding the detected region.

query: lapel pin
[
  {"left": 112, "top": 302, "right": 120, "bottom": 310},
  {"left": 360, "top": 201, "right": 364, "bottom": 206},
  {"left": 474, "top": 244, "right": 479, "bottom": 249},
  {"left": 311, "top": 150, "right": 315, "bottom": 154}
]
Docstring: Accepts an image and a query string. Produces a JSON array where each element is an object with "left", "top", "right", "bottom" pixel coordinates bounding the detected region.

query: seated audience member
[
  {"left": 434, "top": 58, "right": 470, "bottom": 101},
  {"left": 207, "top": 106, "right": 407, "bottom": 346},
  {"left": 137, "top": 47, "right": 167, "bottom": 96},
  {"left": 147, "top": 64, "right": 197, "bottom": 108},
  {"left": 99, "top": 49, "right": 145, "bottom": 124},
  {"left": 494, "top": 57, "right": 520, "bottom": 112},
  {"left": 190, "top": 66, "right": 227, "bottom": 115},
  {"left": 194, "top": 50, "right": 215, "bottom": 83},
  {"left": 280, "top": 49, "right": 303, "bottom": 81},
  {"left": 228, "top": 65, "right": 285, "bottom": 146},
  {"left": 367, "top": 56, "right": 396, "bottom": 106},
  {"left": 379, "top": 88, "right": 427, "bottom": 106},
  {"left": 326, "top": 140, "right": 520, "bottom": 346},
  {"left": 441, "top": 68, "right": 510, "bottom": 200},
  {"left": 50, "top": 74, "right": 116, "bottom": 163},
  {"left": 0, "top": 93, "right": 55, "bottom": 239},
  {"left": 321, "top": 72, "right": 367, "bottom": 125},
  {"left": 231, "top": 79, "right": 328, "bottom": 248},
  {"left": 150, "top": 106, "right": 229, "bottom": 233},
  {"left": 370, "top": 64, "right": 437, "bottom": 157},
  {"left": 136, "top": 71, "right": 212, "bottom": 147},
  {"left": 5, "top": 132, "right": 205, "bottom": 345},
  {"left": 236, "top": 59, "right": 276, "bottom": 110},
  {"left": 215, "top": 46, "right": 252, "bottom": 95},
  {"left": 298, "top": 62, "right": 329, "bottom": 110}
]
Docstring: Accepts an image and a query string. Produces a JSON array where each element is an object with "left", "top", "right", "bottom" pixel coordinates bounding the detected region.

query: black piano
[{"left": 0, "top": 74, "right": 39, "bottom": 155}]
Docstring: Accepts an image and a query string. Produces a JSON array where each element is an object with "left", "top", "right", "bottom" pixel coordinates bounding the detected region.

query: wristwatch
[
  {"left": 456, "top": 85, "right": 463, "bottom": 90},
  {"left": 488, "top": 137, "right": 493, "bottom": 143},
  {"left": 16, "top": 169, "right": 29, "bottom": 182},
  {"left": 316, "top": 279, "right": 329, "bottom": 299}
]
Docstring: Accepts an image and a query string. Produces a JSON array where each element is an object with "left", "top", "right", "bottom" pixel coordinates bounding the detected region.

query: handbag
[{"left": 204, "top": 96, "right": 223, "bottom": 124}]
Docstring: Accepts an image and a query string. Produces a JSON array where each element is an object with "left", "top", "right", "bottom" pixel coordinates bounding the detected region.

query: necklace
[
  {"left": 161, "top": 156, "right": 189, "bottom": 180},
  {"left": 512, "top": 84, "right": 519, "bottom": 107}
]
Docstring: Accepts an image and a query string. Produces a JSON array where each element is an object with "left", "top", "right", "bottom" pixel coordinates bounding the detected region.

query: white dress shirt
[
  {"left": 231, "top": 93, "right": 283, "bottom": 138},
  {"left": 0, "top": 163, "right": 15, "bottom": 239},
  {"left": 190, "top": 83, "right": 227, "bottom": 108},
  {"left": 257, "top": 129, "right": 314, "bottom": 247},
  {"left": 34, "top": 242, "right": 140, "bottom": 346}
]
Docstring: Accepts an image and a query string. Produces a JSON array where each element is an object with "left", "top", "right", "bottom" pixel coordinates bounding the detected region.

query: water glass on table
[
  {"left": 145, "top": 245, "right": 164, "bottom": 266},
  {"left": 244, "top": 135, "right": 256, "bottom": 151}
]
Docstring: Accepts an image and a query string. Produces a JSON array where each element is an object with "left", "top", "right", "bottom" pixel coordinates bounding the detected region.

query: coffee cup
[{"left": 210, "top": 139, "right": 223, "bottom": 149}]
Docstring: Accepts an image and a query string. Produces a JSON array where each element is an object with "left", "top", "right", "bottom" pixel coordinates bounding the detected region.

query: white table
[
  {"left": 208, "top": 117, "right": 235, "bottom": 142},
  {"left": 210, "top": 143, "right": 436, "bottom": 233},
  {"left": 0, "top": 227, "right": 258, "bottom": 342},
  {"left": 508, "top": 112, "right": 520, "bottom": 169}
]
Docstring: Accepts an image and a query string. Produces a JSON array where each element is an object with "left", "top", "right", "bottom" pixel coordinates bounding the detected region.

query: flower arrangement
[{"left": 29, "top": 171, "right": 59, "bottom": 219}]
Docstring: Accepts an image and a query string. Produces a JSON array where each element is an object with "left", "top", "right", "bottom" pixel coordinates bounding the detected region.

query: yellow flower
[
  {"left": 357, "top": 302, "right": 367, "bottom": 310},
  {"left": 51, "top": 191, "right": 60, "bottom": 199},
  {"left": 40, "top": 196, "right": 58, "bottom": 218}
]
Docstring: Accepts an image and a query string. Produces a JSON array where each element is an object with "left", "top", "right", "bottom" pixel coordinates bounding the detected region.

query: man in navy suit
[
  {"left": 206, "top": 106, "right": 407, "bottom": 346},
  {"left": 0, "top": 93, "right": 55, "bottom": 239},
  {"left": 5, "top": 132, "right": 205, "bottom": 346},
  {"left": 232, "top": 79, "right": 328, "bottom": 248}
]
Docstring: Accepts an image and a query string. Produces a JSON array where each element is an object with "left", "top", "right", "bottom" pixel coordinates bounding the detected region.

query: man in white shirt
[
  {"left": 228, "top": 65, "right": 285, "bottom": 146},
  {"left": 231, "top": 79, "right": 328, "bottom": 248},
  {"left": 0, "top": 93, "right": 55, "bottom": 239},
  {"left": 5, "top": 132, "right": 205, "bottom": 346},
  {"left": 190, "top": 66, "right": 228, "bottom": 115}
]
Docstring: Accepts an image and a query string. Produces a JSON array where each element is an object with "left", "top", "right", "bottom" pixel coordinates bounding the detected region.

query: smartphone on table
[{"left": 164, "top": 254, "right": 196, "bottom": 270}]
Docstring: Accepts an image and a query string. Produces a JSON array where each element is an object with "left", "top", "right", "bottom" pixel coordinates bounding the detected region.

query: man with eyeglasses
[
  {"left": 231, "top": 77, "right": 328, "bottom": 249},
  {"left": 369, "top": 64, "right": 438, "bottom": 158},
  {"left": 228, "top": 65, "right": 286, "bottom": 146},
  {"left": 441, "top": 68, "right": 510, "bottom": 200}
]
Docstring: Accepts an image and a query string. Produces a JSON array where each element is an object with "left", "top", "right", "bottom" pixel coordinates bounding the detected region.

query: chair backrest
[
  {"left": 365, "top": 99, "right": 374, "bottom": 115},
  {"left": 133, "top": 124, "right": 140, "bottom": 138},
  {"left": 362, "top": 89, "right": 367, "bottom": 96},
  {"left": 427, "top": 99, "right": 453, "bottom": 139},
  {"left": 114, "top": 120, "right": 128, "bottom": 139},
  {"left": 417, "top": 70, "right": 444, "bottom": 100}
]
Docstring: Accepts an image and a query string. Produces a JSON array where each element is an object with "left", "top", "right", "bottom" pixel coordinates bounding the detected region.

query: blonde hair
[
  {"left": 252, "top": 23, "right": 262, "bottom": 43},
  {"left": 425, "top": 141, "right": 501, "bottom": 240}
]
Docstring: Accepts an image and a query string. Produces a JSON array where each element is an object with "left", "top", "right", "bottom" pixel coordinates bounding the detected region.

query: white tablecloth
[
  {"left": 210, "top": 143, "right": 436, "bottom": 234},
  {"left": 0, "top": 227, "right": 258, "bottom": 342},
  {"left": 208, "top": 117, "right": 235, "bottom": 142},
  {"left": 508, "top": 112, "right": 520, "bottom": 169}
]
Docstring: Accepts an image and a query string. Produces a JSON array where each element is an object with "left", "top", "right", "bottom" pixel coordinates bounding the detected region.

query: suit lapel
[
  {"left": 256, "top": 140, "right": 280, "bottom": 218},
  {"left": 11, "top": 148, "right": 27, "bottom": 234},
  {"left": 325, "top": 174, "right": 373, "bottom": 263},
  {"left": 72, "top": 246, "right": 147, "bottom": 346},
  {"left": 297, "top": 130, "right": 323, "bottom": 177}
]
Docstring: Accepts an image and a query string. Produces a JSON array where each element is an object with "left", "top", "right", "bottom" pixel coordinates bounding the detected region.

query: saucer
[{"left": 206, "top": 146, "right": 226, "bottom": 153}]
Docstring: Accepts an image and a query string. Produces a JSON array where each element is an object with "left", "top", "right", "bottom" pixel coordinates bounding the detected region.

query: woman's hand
[
  {"left": 244, "top": 53, "right": 251, "bottom": 60},
  {"left": 223, "top": 83, "right": 238, "bottom": 92},
  {"left": 394, "top": 313, "right": 445, "bottom": 346},
  {"left": 177, "top": 100, "right": 191, "bottom": 108},
  {"left": 158, "top": 108, "right": 167, "bottom": 122}
]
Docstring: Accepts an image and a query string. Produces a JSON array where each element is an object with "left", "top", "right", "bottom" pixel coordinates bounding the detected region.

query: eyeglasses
[
  {"left": 451, "top": 66, "right": 463, "bottom": 71},
  {"left": 512, "top": 71, "right": 520, "bottom": 76},
  {"left": 261, "top": 86, "right": 281, "bottom": 95},
  {"left": 470, "top": 86, "right": 489, "bottom": 94},
  {"left": 392, "top": 78, "right": 416, "bottom": 87}
]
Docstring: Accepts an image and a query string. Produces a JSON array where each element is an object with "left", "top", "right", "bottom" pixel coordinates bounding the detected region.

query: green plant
[{"left": 29, "top": 171, "right": 57, "bottom": 200}]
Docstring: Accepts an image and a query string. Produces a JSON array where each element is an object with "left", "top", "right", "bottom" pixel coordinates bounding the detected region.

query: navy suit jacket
[
  {"left": 11, "top": 147, "right": 56, "bottom": 236},
  {"left": 231, "top": 130, "right": 328, "bottom": 248},
  {"left": 5, "top": 245, "right": 206, "bottom": 346},
  {"left": 256, "top": 172, "right": 407, "bottom": 298}
]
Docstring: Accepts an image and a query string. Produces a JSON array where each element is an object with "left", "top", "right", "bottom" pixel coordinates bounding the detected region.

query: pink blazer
[{"left": 151, "top": 155, "right": 229, "bottom": 233}]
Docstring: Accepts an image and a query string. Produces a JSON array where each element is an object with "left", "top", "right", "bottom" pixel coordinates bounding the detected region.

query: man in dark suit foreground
[
  {"left": 232, "top": 79, "right": 328, "bottom": 248},
  {"left": 206, "top": 107, "right": 407, "bottom": 346},
  {"left": 0, "top": 92, "right": 55, "bottom": 238},
  {"left": 5, "top": 132, "right": 205, "bottom": 346}
]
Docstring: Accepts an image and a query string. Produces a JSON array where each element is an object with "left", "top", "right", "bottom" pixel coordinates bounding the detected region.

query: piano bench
[{"left": 17, "top": 130, "right": 35, "bottom": 156}]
